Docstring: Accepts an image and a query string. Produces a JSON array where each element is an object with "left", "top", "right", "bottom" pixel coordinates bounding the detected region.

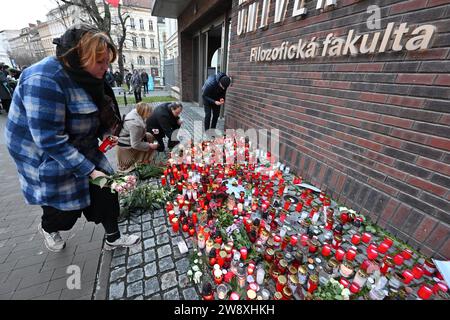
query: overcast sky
[{"left": 0, "top": 0, "right": 57, "bottom": 30}]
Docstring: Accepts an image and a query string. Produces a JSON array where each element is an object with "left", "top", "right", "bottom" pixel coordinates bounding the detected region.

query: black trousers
[
  {"left": 204, "top": 104, "right": 220, "bottom": 130},
  {"left": 41, "top": 184, "right": 121, "bottom": 242},
  {"left": 143, "top": 82, "right": 149, "bottom": 94},
  {"left": 134, "top": 90, "right": 142, "bottom": 103},
  {"left": 1, "top": 99, "right": 11, "bottom": 113}
]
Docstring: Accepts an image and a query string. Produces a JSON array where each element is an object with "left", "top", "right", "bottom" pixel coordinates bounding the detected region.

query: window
[
  {"left": 150, "top": 38, "right": 155, "bottom": 49},
  {"left": 141, "top": 37, "right": 146, "bottom": 48},
  {"left": 151, "top": 56, "right": 158, "bottom": 65},
  {"left": 132, "top": 37, "right": 137, "bottom": 47},
  {"left": 130, "top": 18, "right": 135, "bottom": 29},
  {"left": 139, "top": 19, "right": 144, "bottom": 30},
  {"left": 149, "top": 20, "right": 153, "bottom": 31},
  {"left": 122, "top": 55, "right": 126, "bottom": 63},
  {"left": 137, "top": 56, "right": 145, "bottom": 65}
]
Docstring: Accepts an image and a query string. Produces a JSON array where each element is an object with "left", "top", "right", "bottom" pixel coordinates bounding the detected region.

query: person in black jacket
[
  {"left": 146, "top": 102, "right": 183, "bottom": 152},
  {"left": 202, "top": 72, "right": 231, "bottom": 130}
]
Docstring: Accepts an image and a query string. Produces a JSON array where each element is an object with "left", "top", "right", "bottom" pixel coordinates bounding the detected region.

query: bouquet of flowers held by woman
[{"left": 90, "top": 174, "right": 137, "bottom": 194}]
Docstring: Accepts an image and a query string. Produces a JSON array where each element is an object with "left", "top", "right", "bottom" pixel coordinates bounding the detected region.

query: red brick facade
[{"left": 224, "top": 0, "right": 450, "bottom": 259}]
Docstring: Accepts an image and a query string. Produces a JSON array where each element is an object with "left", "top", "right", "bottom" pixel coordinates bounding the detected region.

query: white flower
[
  {"left": 194, "top": 259, "right": 198, "bottom": 264},
  {"left": 187, "top": 270, "right": 193, "bottom": 277},
  {"left": 111, "top": 182, "right": 118, "bottom": 190},
  {"left": 339, "top": 284, "right": 344, "bottom": 290},
  {"left": 193, "top": 271, "right": 203, "bottom": 284},
  {"left": 342, "top": 288, "right": 350, "bottom": 297},
  {"left": 192, "top": 265, "right": 199, "bottom": 272}
]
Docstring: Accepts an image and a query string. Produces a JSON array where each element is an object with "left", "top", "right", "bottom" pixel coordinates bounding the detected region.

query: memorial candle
[
  {"left": 362, "top": 232, "right": 372, "bottom": 244},
  {"left": 322, "top": 244, "right": 332, "bottom": 257},
  {"left": 417, "top": 285, "right": 433, "bottom": 300},
  {"left": 402, "top": 270, "right": 414, "bottom": 284},
  {"left": 351, "top": 234, "right": 361, "bottom": 245},
  {"left": 335, "top": 248, "right": 345, "bottom": 261},
  {"left": 346, "top": 248, "right": 357, "bottom": 261}
]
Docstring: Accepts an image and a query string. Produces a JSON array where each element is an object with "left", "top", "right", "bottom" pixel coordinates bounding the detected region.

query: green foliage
[
  {"left": 135, "top": 164, "right": 165, "bottom": 180},
  {"left": 215, "top": 208, "right": 234, "bottom": 230},
  {"left": 119, "top": 182, "right": 174, "bottom": 218},
  {"left": 231, "top": 225, "right": 252, "bottom": 249}
]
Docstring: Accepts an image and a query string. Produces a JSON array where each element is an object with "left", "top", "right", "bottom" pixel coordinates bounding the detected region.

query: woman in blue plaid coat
[{"left": 5, "top": 25, "right": 140, "bottom": 252}]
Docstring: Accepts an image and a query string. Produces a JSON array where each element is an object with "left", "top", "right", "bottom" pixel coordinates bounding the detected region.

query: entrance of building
[{"left": 192, "top": 14, "right": 231, "bottom": 109}]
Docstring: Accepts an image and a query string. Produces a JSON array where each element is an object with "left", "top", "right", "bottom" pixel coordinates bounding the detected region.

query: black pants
[
  {"left": 41, "top": 184, "right": 120, "bottom": 242},
  {"left": 204, "top": 104, "right": 220, "bottom": 130},
  {"left": 134, "top": 90, "right": 142, "bottom": 103},
  {"left": 143, "top": 82, "right": 148, "bottom": 94},
  {"left": 1, "top": 99, "right": 11, "bottom": 113}
]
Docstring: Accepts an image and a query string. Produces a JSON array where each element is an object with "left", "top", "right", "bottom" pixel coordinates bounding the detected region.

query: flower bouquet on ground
[
  {"left": 90, "top": 174, "right": 137, "bottom": 195},
  {"left": 313, "top": 278, "right": 351, "bottom": 300}
]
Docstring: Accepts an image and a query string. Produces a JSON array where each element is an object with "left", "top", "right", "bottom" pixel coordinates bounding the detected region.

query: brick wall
[{"left": 225, "top": 0, "right": 450, "bottom": 259}]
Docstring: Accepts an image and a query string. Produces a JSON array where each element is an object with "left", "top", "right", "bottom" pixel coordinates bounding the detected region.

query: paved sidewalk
[
  {"left": 95, "top": 102, "right": 225, "bottom": 300},
  {"left": 0, "top": 95, "right": 224, "bottom": 300}
]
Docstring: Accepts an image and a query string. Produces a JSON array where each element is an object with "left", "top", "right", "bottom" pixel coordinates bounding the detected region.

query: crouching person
[{"left": 117, "top": 102, "right": 159, "bottom": 172}]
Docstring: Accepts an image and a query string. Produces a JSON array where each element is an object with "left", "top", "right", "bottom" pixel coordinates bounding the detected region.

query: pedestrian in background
[
  {"left": 125, "top": 71, "right": 132, "bottom": 92},
  {"left": 5, "top": 24, "right": 140, "bottom": 252},
  {"left": 141, "top": 69, "right": 149, "bottom": 95},
  {"left": 117, "top": 102, "right": 159, "bottom": 172},
  {"left": 131, "top": 69, "right": 143, "bottom": 103},
  {"left": 0, "top": 65, "right": 13, "bottom": 113},
  {"left": 202, "top": 72, "right": 231, "bottom": 130}
]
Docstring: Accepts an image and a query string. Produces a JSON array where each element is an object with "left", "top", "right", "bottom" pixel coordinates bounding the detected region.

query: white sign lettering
[{"left": 250, "top": 23, "right": 436, "bottom": 62}]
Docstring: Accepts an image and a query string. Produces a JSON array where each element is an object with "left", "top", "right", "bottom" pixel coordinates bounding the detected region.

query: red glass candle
[
  {"left": 377, "top": 242, "right": 390, "bottom": 255},
  {"left": 295, "top": 201, "right": 304, "bottom": 212},
  {"left": 321, "top": 244, "right": 332, "bottom": 257},
  {"left": 383, "top": 237, "right": 394, "bottom": 248},
  {"left": 350, "top": 282, "right": 360, "bottom": 294},
  {"left": 276, "top": 275, "right": 287, "bottom": 292},
  {"left": 393, "top": 254, "right": 404, "bottom": 266},
  {"left": 240, "top": 247, "right": 248, "bottom": 260},
  {"left": 402, "top": 270, "right": 414, "bottom": 284},
  {"left": 360, "top": 259, "right": 371, "bottom": 272},
  {"left": 319, "top": 191, "right": 326, "bottom": 202},
  {"left": 339, "top": 278, "right": 350, "bottom": 288},
  {"left": 307, "top": 275, "right": 318, "bottom": 293},
  {"left": 182, "top": 223, "right": 189, "bottom": 233},
  {"left": 217, "top": 251, "right": 226, "bottom": 268},
  {"left": 309, "top": 241, "right": 318, "bottom": 254},
  {"left": 309, "top": 206, "right": 319, "bottom": 219},
  {"left": 168, "top": 210, "right": 175, "bottom": 222},
  {"left": 278, "top": 185, "right": 285, "bottom": 196},
  {"left": 188, "top": 227, "right": 195, "bottom": 237},
  {"left": 214, "top": 269, "right": 223, "bottom": 285},
  {"left": 335, "top": 248, "right": 345, "bottom": 261},
  {"left": 192, "top": 212, "right": 198, "bottom": 225},
  {"left": 412, "top": 265, "right": 424, "bottom": 279},
  {"left": 367, "top": 248, "right": 378, "bottom": 260},
  {"left": 284, "top": 200, "right": 291, "bottom": 211},
  {"left": 417, "top": 285, "right": 433, "bottom": 300},
  {"left": 346, "top": 248, "right": 357, "bottom": 261},
  {"left": 433, "top": 282, "right": 448, "bottom": 294},
  {"left": 290, "top": 235, "right": 298, "bottom": 246},
  {"left": 165, "top": 201, "right": 174, "bottom": 212},
  {"left": 300, "top": 234, "right": 309, "bottom": 247},
  {"left": 305, "top": 195, "right": 314, "bottom": 207},
  {"left": 351, "top": 234, "right": 361, "bottom": 246},
  {"left": 362, "top": 232, "right": 372, "bottom": 244},
  {"left": 340, "top": 212, "right": 348, "bottom": 224},
  {"left": 171, "top": 218, "right": 179, "bottom": 232},
  {"left": 401, "top": 249, "right": 413, "bottom": 260},
  {"left": 161, "top": 175, "right": 167, "bottom": 186}
]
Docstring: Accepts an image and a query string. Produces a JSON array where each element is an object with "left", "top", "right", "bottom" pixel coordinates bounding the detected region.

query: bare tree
[
  {"left": 57, "top": 0, "right": 129, "bottom": 77},
  {"left": 7, "top": 50, "right": 41, "bottom": 69},
  {"left": 52, "top": 0, "right": 72, "bottom": 29}
]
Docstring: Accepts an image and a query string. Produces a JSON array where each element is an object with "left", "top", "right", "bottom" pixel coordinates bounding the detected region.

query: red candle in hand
[
  {"left": 351, "top": 234, "right": 361, "bottom": 245},
  {"left": 362, "top": 232, "right": 372, "bottom": 244},
  {"left": 335, "top": 248, "right": 345, "bottom": 261},
  {"left": 322, "top": 244, "right": 331, "bottom": 257},
  {"left": 417, "top": 285, "right": 433, "bottom": 300}
]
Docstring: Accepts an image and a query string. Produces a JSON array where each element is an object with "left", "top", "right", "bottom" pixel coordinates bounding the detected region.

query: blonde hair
[
  {"left": 136, "top": 102, "right": 153, "bottom": 119},
  {"left": 61, "top": 31, "right": 117, "bottom": 69}
]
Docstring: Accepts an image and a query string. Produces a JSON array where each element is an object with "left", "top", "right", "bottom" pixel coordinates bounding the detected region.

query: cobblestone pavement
[
  {"left": 0, "top": 89, "right": 219, "bottom": 300},
  {"left": 98, "top": 100, "right": 225, "bottom": 300}
]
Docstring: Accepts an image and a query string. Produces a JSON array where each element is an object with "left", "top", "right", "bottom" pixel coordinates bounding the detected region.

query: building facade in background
[
  {"left": 152, "top": 0, "right": 450, "bottom": 259},
  {"left": 0, "top": 30, "right": 20, "bottom": 66}
]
